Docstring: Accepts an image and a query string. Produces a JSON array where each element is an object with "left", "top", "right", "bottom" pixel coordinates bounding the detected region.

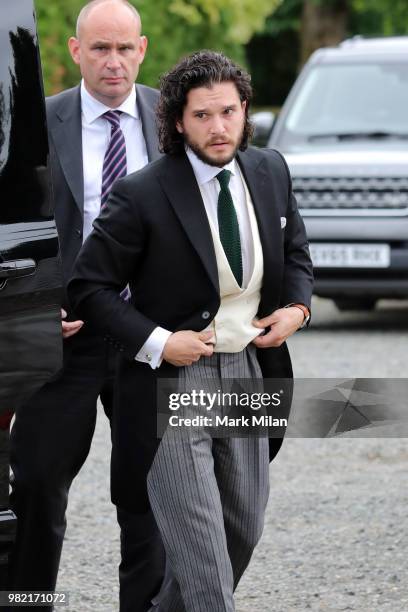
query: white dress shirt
[
  {"left": 136, "top": 147, "right": 254, "bottom": 369},
  {"left": 81, "top": 80, "right": 148, "bottom": 241}
]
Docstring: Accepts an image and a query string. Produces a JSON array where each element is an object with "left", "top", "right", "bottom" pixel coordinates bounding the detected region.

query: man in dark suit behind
[
  {"left": 68, "top": 50, "right": 314, "bottom": 610},
  {"left": 9, "top": 1, "right": 164, "bottom": 609}
]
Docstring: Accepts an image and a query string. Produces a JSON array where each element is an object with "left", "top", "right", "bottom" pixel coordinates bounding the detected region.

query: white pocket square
[{"left": 280, "top": 216, "right": 287, "bottom": 229}]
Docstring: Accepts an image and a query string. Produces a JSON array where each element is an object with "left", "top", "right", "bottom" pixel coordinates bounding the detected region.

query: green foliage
[
  {"left": 258, "top": 0, "right": 408, "bottom": 41},
  {"left": 246, "top": 0, "right": 408, "bottom": 105},
  {"left": 35, "top": 0, "right": 281, "bottom": 94},
  {"left": 351, "top": 0, "right": 408, "bottom": 36},
  {"left": 37, "top": 0, "right": 407, "bottom": 101},
  {"left": 35, "top": 0, "right": 83, "bottom": 94},
  {"left": 261, "top": 0, "right": 302, "bottom": 36},
  {"left": 138, "top": 0, "right": 280, "bottom": 88},
  {"left": 246, "top": 0, "right": 302, "bottom": 105}
]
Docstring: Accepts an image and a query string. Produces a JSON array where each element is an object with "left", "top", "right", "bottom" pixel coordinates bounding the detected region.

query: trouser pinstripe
[{"left": 147, "top": 346, "right": 270, "bottom": 612}]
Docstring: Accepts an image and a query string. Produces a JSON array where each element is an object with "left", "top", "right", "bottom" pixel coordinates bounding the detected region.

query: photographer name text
[{"left": 169, "top": 415, "right": 288, "bottom": 428}]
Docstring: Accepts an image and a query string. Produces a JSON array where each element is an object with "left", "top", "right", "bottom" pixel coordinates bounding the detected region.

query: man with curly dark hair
[
  {"left": 157, "top": 51, "right": 254, "bottom": 157},
  {"left": 68, "top": 50, "right": 313, "bottom": 611}
]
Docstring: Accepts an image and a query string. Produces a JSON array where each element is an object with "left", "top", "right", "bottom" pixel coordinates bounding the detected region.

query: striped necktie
[
  {"left": 101, "top": 110, "right": 130, "bottom": 300},
  {"left": 101, "top": 110, "right": 127, "bottom": 208},
  {"left": 216, "top": 169, "right": 243, "bottom": 287}
]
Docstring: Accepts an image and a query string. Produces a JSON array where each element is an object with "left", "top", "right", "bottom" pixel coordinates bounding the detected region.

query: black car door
[{"left": 0, "top": 0, "right": 62, "bottom": 582}]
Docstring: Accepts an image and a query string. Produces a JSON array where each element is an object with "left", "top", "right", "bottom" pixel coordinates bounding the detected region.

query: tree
[
  {"left": 300, "top": 0, "right": 349, "bottom": 65},
  {"left": 246, "top": 0, "right": 303, "bottom": 106},
  {"left": 138, "top": 0, "right": 280, "bottom": 87},
  {"left": 35, "top": 0, "right": 280, "bottom": 95},
  {"left": 246, "top": 0, "right": 408, "bottom": 106},
  {"left": 350, "top": 0, "right": 408, "bottom": 36},
  {"left": 36, "top": 1, "right": 83, "bottom": 94},
  {"left": 299, "top": 0, "right": 408, "bottom": 66}
]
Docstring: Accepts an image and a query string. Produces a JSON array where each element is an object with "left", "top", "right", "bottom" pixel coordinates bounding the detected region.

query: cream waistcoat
[{"left": 205, "top": 175, "right": 264, "bottom": 353}]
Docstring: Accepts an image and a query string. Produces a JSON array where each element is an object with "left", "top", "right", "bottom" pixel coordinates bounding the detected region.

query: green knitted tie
[{"left": 216, "top": 169, "right": 243, "bottom": 287}]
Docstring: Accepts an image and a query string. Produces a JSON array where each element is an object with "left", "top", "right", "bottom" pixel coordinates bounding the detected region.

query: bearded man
[{"left": 68, "top": 50, "right": 313, "bottom": 611}]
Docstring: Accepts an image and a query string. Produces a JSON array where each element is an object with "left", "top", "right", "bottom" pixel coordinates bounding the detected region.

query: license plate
[{"left": 309, "top": 243, "right": 391, "bottom": 268}]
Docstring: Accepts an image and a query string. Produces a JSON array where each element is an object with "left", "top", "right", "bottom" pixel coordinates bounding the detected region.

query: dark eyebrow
[
  {"left": 192, "top": 104, "right": 239, "bottom": 113},
  {"left": 90, "top": 40, "right": 135, "bottom": 48}
]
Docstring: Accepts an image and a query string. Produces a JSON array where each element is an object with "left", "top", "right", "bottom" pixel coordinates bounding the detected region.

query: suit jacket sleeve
[
  {"left": 67, "top": 178, "right": 157, "bottom": 360},
  {"left": 277, "top": 150, "right": 313, "bottom": 309}
]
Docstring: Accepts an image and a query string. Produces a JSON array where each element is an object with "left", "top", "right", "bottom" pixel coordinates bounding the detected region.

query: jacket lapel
[
  {"left": 136, "top": 84, "right": 161, "bottom": 162},
  {"left": 237, "top": 149, "right": 284, "bottom": 307},
  {"left": 49, "top": 86, "right": 84, "bottom": 216},
  {"left": 157, "top": 154, "right": 219, "bottom": 293},
  {"left": 156, "top": 149, "right": 284, "bottom": 302}
]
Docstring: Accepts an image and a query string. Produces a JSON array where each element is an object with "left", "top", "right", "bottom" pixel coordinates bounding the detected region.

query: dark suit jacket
[
  {"left": 68, "top": 147, "right": 314, "bottom": 512},
  {"left": 46, "top": 83, "right": 161, "bottom": 315}
]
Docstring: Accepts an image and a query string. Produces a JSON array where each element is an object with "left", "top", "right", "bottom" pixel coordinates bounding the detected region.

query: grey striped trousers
[{"left": 147, "top": 346, "right": 270, "bottom": 612}]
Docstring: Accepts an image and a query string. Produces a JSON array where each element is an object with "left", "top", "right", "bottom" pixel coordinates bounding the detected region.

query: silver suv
[{"left": 262, "top": 36, "right": 408, "bottom": 310}]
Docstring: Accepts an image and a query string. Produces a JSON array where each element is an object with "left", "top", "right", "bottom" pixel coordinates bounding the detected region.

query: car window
[{"left": 283, "top": 63, "right": 408, "bottom": 141}]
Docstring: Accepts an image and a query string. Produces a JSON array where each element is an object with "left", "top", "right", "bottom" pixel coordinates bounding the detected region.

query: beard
[{"left": 183, "top": 127, "right": 244, "bottom": 167}]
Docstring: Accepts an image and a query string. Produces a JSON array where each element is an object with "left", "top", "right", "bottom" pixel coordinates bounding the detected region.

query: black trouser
[{"left": 8, "top": 331, "right": 165, "bottom": 611}]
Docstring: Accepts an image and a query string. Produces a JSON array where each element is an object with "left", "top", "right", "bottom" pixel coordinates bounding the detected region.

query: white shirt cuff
[{"left": 135, "top": 327, "right": 172, "bottom": 369}]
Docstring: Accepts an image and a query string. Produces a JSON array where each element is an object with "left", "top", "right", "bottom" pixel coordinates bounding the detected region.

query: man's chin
[{"left": 193, "top": 147, "right": 237, "bottom": 167}]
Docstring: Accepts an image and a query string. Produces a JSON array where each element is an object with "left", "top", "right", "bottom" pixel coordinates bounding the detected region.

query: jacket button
[
  {"left": 201, "top": 311, "right": 210, "bottom": 320},
  {"left": 76, "top": 229, "right": 82, "bottom": 238}
]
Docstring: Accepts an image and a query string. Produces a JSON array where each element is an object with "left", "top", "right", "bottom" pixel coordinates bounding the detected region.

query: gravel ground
[{"left": 57, "top": 297, "right": 408, "bottom": 611}]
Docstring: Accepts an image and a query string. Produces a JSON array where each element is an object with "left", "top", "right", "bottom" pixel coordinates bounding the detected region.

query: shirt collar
[
  {"left": 80, "top": 80, "right": 139, "bottom": 124},
  {"left": 186, "top": 146, "right": 237, "bottom": 186}
]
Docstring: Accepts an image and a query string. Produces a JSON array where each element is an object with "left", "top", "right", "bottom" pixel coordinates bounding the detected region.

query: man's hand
[
  {"left": 163, "top": 330, "right": 215, "bottom": 366},
  {"left": 252, "top": 307, "right": 304, "bottom": 349},
  {"left": 61, "top": 308, "right": 84, "bottom": 339}
]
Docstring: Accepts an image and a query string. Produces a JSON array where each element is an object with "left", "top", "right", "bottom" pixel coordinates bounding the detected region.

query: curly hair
[{"left": 157, "top": 50, "right": 254, "bottom": 155}]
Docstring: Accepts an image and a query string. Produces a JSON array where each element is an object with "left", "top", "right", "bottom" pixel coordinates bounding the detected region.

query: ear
[
  {"left": 138, "top": 35, "right": 148, "bottom": 64},
  {"left": 68, "top": 37, "right": 81, "bottom": 65},
  {"left": 176, "top": 120, "right": 184, "bottom": 134},
  {"left": 241, "top": 100, "right": 247, "bottom": 112}
]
